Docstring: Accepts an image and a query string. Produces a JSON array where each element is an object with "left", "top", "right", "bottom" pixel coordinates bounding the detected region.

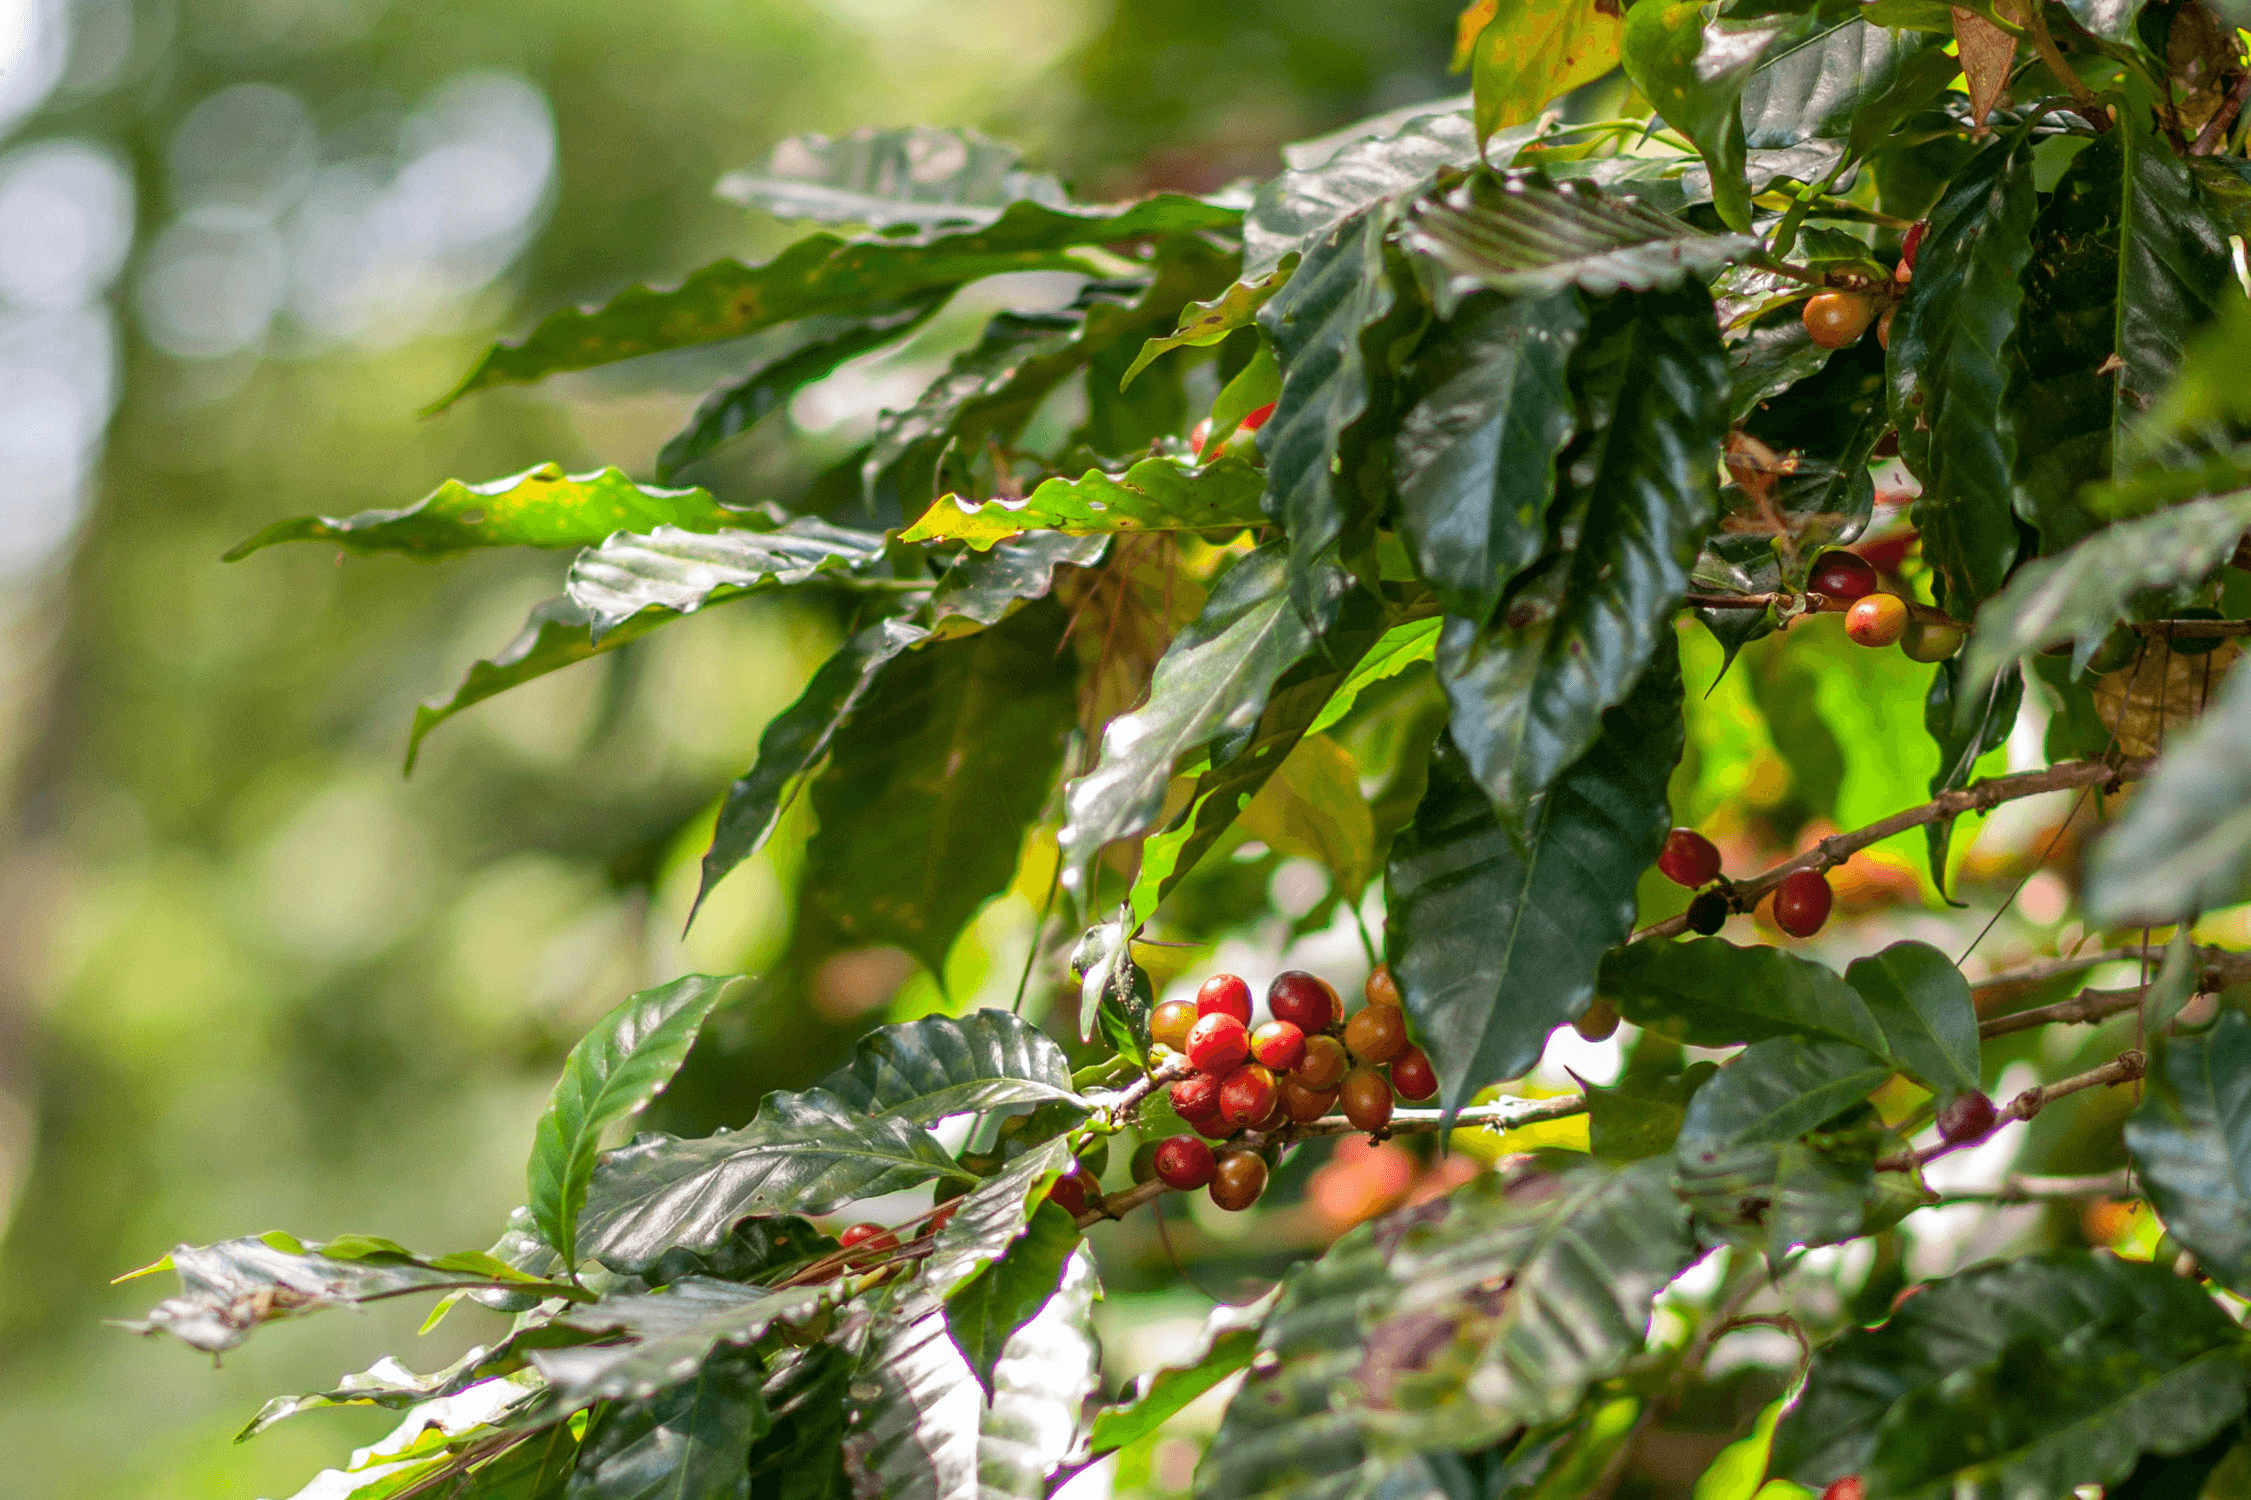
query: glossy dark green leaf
[
  {"left": 716, "top": 125, "right": 1064, "bottom": 228},
  {"left": 1676, "top": 1037, "right": 1893, "bottom": 1156},
  {"left": 929, "top": 532, "right": 1107, "bottom": 627},
  {"left": 1922, "top": 657, "right": 2022, "bottom": 887},
  {"left": 945, "top": 1201, "right": 1078, "bottom": 1395},
  {"left": 1402, "top": 174, "right": 1757, "bottom": 305},
  {"left": 225, "top": 465, "right": 739, "bottom": 562},
  {"left": 564, "top": 1353, "right": 768, "bottom": 1500},
  {"left": 435, "top": 196, "right": 1241, "bottom": 405},
  {"left": 1257, "top": 208, "right": 1395, "bottom": 625},
  {"left": 529, "top": 975, "right": 747, "bottom": 1272},
  {"left": 1845, "top": 940, "right": 1982, "bottom": 1097},
  {"left": 1057, "top": 542, "right": 1342, "bottom": 904},
  {"left": 1585, "top": 1062, "right": 1716, "bottom": 1161},
  {"left": 536, "top": 1279, "right": 832, "bottom": 1405},
  {"left": 1738, "top": 19, "right": 1953, "bottom": 149},
  {"left": 1392, "top": 291, "right": 1586, "bottom": 625},
  {"left": 805, "top": 600, "right": 1076, "bottom": 975},
  {"left": 922, "top": 1138, "right": 1073, "bottom": 1305},
  {"left": 655, "top": 296, "right": 948, "bottom": 480},
  {"left": 1086, "top": 1293, "right": 1272, "bottom": 1457},
  {"left": 744, "top": 1344, "right": 854, "bottom": 1500},
  {"left": 1436, "top": 286, "right": 1724, "bottom": 829},
  {"left": 1389, "top": 634, "right": 1682, "bottom": 1118},
  {"left": 2127, "top": 1009, "right": 2251, "bottom": 1298},
  {"left": 2085, "top": 658, "right": 2251, "bottom": 922},
  {"left": 2056, "top": 0, "right": 2153, "bottom": 42},
  {"left": 1243, "top": 108, "right": 1485, "bottom": 280},
  {"left": 1964, "top": 490, "right": 2251, "bottom": 689},
  {"left": 1889, "top": 120, "right": 2038, "bottom": 615},
  {"left": 121, "top": 1234, "right": 579, "bottom": 1354},
  {"left": 845, "top": 1256, "right": 1101, "bottom": 1500},
  {"left": 1600, "top": 937, "right": 1890, "bottom": 1054},
  {"left": 575, "top": 1091, "right": 969, "bottom": 1272},
  {"left": 647, "top": 1216, "right": 832, "bottom": 1289},
  {"left": 570, "top": 519, "right": 892, "bottom": 644},
  {"left": 1197, "top": 1159, "right": 1700, "bottom": 1495},
  {"left": 2007, "top": 116, "right": 2235, "bottom": 558},
  {"left": 816, "top": 1010, "right": 1082, "bottom": 1127},
  {"left": 1622, "top": 4, "right": 1779, "bottom": 230},
  {"left": 691, "top": 620, "right": 927, "bottom": 920},
  {"left": 897, "top": 455, "right": 1266, "bottom": 550}
]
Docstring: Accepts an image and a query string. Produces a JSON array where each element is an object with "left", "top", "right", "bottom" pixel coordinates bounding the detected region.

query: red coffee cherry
[
  {"left": 1294, "top": 1033, "right": 1349, "bottom": 1090},
  {"left": 1250, "top": 1019, "right": 1307, "bottom": 1071},
  {"left": 1281, "top": 1078, "right": 1339, "bottom": 1122},
  {"left": 838, "top": 1222, "right": 898, "bottom": 1267},
  {"left": 1268, "top": 970, "right": 1337, "bottom": 1032},
  {"left": 1363, "top": 965, "right": 1401, "bottom": 1008},
  {"left": 1152, "top": 1134, "right": 1217, "bottom": 1190},
  {"left": 1196, "top": 973, "right": 1253, "bottom": 1025},
  {"left": 1209, "top": 1149, "right": 1268, "bottom": 1211},
  {"left": 1821, "top": 1479, "right": 1866, "bottom": 1500},
  {"left": 1187, "top": 1013, "right": 1251, "bottom": 1075},
  {"left": 926, "top": 1201, "right": 958, "bottom": 1235},
  {"left": 1573, "top": 998, "right": 1620, "bottom": 1043},
  {"left": 1773, "top": 868, "right": 1834, "bottom": 939},
  {"left": 1390, "top": 1046, "right": 1438, "bottom": 1102},
  {"left": 1937, "top": 1089, "right": 1998, "bottom": 1144},
  {"left": 1803, "top": 290, "right": 1875, "bottom": 348},
  {"left": 1343, "top": 1004, "right": 1409, "bottom": 1065},
  {"left": 1170, "top": 1073, "right": 1221, "bottom": 1122},
  {"left": 1150, "top": 999, "right": 1197, "bottom": 1053},
  {"left": 1657, "top": 828, "right": 1723, "bottom": 888},
  {"left": 1809, "top": 550, "right": 1878, "bottom": 603},
  {"left": 1048, "top": 1166, "right": 1094, "bottom": 1217},
  {"left": 1217, "top": 1063, "right": 1279, "bottom": 1129},
  {"left": 1341, "top": 1067, "right": 1395, "bottom": 1133},
  {"left": 1846, "top": 593, "right": 1909, "bottom": 648},
  {"left": 1900, "top": 218, "right": 1928, "bottom": 270}
]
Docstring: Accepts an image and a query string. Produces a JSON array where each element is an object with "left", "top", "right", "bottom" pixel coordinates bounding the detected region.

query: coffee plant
[{"left": 122, "top": 2, "right": 2251, "bottom": 1496}]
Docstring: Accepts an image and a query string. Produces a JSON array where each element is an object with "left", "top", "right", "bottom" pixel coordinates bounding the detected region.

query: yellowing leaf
[
  {"left": 1472, "top": 0, "right": 1626, "bottom": 146},
  {"left": 1454, "top": 0, "right": 1501, "bottom": 71},
  {"left": 1236, "top": 734, "right": 1377, "bottom": 899},
  {"left": 898, "top": 455, "right": 1266, "bottom": 551}
]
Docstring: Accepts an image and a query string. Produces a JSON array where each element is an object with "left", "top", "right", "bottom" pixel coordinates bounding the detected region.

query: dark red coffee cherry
[
  {"left": 1809, "top": 550, "right": 1878, "bottom": 603},
  {"left": 1209, "top": 1150, "right": 1268, "bottom": 1211},
  {"left": 1250, "top": 1019, "right": 1306, "bottom": 1071},
  {"left": 1657, "top": 828, "right": 1723, "bottom": 888},
  {"left": 1187, "top": 1012, "right": 1251, "bottom": 1075},
  {"left": 1268, "top": 970, "right": 1337, "bottom": 1032},
  {"left": 1341, "top": 1067, "right": 1395, "bottom": 1133},
  {"left": 1686, "top": 889, "right": 1731, "bottom": 936},
  {"left": 1773, "top": 868, "right": 1834, "bottom": 939},
  {"left": 1937, "top": 1089, "right": 1998, "bottom": 1145},
  {"left": 1195, "top": 972, "right": 1253, "bottom": 1024},
  {"left": 1170, "top": 1073, "right": 1221, "bottom": 1123},
  {"left": 1390, "top": 1045, "right": 1437, "bottom": 1102},
  {"left": 1152, "top": 1134, "right": 1217, "bottom": 1190},
  {"left": 1048, "top": 1166, "right": 1094, "bottom": 1217}
]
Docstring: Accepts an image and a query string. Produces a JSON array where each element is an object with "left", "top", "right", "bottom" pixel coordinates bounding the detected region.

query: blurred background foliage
[{"left": 0, "top": 0, "right": 2220, "bottom": 1496}]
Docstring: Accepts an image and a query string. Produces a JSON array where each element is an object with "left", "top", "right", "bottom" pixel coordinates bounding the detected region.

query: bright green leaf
[
  {"left": 897, "top": 454, "right": 1266, "bottom": 550},
  {"left": 944, "top": 1201, "right": 1078, "bottom": 1395},
  {"left": 1844, "top": 940, "right": 1982, "bottom": 1097}
]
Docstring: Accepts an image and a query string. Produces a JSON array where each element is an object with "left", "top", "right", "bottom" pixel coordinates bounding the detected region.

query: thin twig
[
  {"left": 2131, "top": 618, "right": 2251, "bottom": 638},
  {"left": 1932, "top": 1169, "right": 2135, "bottom": 1203},
  {"left": 2013, "top": 0, "right": 2110, "bottom": 126},
  {"left": 1969, "top": 945, "right": 2169, "bottom": 997},
  {"left": 2193, "top": 71, "right": 2251, "bottom": 155},
  {"left": 1877, "top": 1051, "right": 2147, "bottom": 1172},
  {"left": 1978, "top": 948, "right": 2251, "bottom": 1038},
  {"left": 1634, "top": 758, "right": 2151, "bottom": 941}
]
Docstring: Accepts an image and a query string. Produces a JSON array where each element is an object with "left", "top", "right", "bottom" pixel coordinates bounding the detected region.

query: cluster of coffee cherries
[
  {"left": 1807, "top": 549, "right": 1962, "bottom": 664},
  {"left": 1799, "top": 219, "right": 1924, "bottom": 354},
  {"left": 1659, "top": 827, "right": 1833, "bottom": 941},
  {"left": 1133, "top": 967, "right": 1436, "bottom": 1212}
]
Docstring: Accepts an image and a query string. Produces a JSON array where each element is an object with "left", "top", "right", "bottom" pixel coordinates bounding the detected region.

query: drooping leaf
[
  {"left": 575, "top": 1091, "right": 969, "bottom": 1273},
  {"left": 922, "top": 1138, "right": 1074, "bottom": 1306},
  {"left": 2006, "top": 114, "right": 2235, "bottom": 557},
  {"left": 805, "top": 600, "right": 1077, "bottom": 976},
  {"left": 1469, "top": 0, "right": 1626, "bottom": 148},
  {"left": 225, "top": 465, "right": 741, "bottom": 563},
  {"left": 1889, "top": 118, "right": 2039, "bottom": 615},
  {"left": 570, "top": 519, "right": 893, "bottom": 644},
  {"left": 1922, "top": 657, "right": 2023, "bottom": 886},
  {"left": 1392, "top": 290, "right": 1587, "bottom": 624},
  {"left": 1401, "top": 173, "right": 1758, "bottom": 305},
  {"left": 1676, "top": 1037, "right": 1894, "bottom": 1157},
  {"left": 1436, "top": 284, "right": 1724, "bottom": 830},
  {"left": 1844, "top": 940, "right": 1982, "bottom": 1098},
  {"left": 1121, "top": 265, "right": 1291, "bottom": 388},
  {"left": 1961, "top": 491, "right": 2251, "bottom": 689},
  {"left": 1243, "top": 108, "right": 1489, "bottom": 280},
  {"left": 272, "top": 1378, "right": 569, "bottom": 1500},
  {"left": 1257, "top": 207, "right": 1397, "bottom": 626},
  {"left": 1738, "top": 19, "right": 1953, "bottom": 149},
  {"left": 944, "top": 1201, "right": 1079, "bottom": 1395},
  {"left": 535, "top": 1279, "right": 833, "bottom": 1405},
  {"left": 816, "top": 1010, "right": 1083, "bottom": 1127},
  {"left": 1056, "top": 542, "right": 1343, "bottom": 903},
  {"left": 1623, "top": 3, "right": 1784, "bottom": 230},
  {"left": 655, "top": 296, "right": 949, "bottom": 480},
  {"left": 691, "top": 620, "right": 928, "bottom": 919},
  {"left": 434, "top": 195, "right": 1241, "bottom": 406},
  {"left": 121, "top": 1234, "right": 580, "bottom": 1354},
  {"left": 897, "top": 455, "right": 1266, "bottom": 550},
  {"left": 929, "top": 531, "right": 1108, "bottom": 627},
  {"left": 1304, "top": 614, "right": 1443, "bottom": 735},
  {"left": 1086, "top": 1292, "right": 1275, "bottom": 1458},
  {"left": 529, "top": 975, "right": 747, "bottom": 1273},
  {"left": 2084, "top": 658, "right": 2251, "bottom": 923},
  {"left": 743, "top": 1344, "right": 854, "bottom": 1500},
  {"left": 1196, "top": 1159, "right": 1701, "bottom": 1495},
  {"left": 2127, "top": 1009, "right": 2251, "bottom": 1298},
  {"left": 1602, "top": 939, "right": 1890, "bottom": 1053},
  {"left": 563, "top": 1352, "right": 769, "bottom": 1500},
  {"left": 715, "top": 125, "right": 1065, "bottom": 228},
  {"left": 1952, "top": 5, "right": 2017, "bottom": 127},
  {"left": 1585, "top": 1062, "right": 1717, "bottom": 1161},
  {"left": 1389, "top": 634, "right": 1682, "bottom": 1118},
  {"left": 240, "top": 1346, "right": 530, "bottom": 1440}
]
